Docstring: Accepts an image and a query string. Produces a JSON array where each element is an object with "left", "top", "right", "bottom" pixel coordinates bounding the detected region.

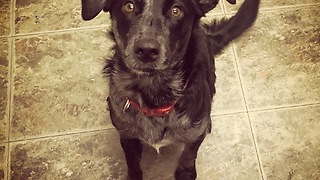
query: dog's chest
[
  {"left": 151, "top": 138, "right": 173, "bottom": 153},
  {"left": 114, "top": 106, "right": 192, "bottom": 146},
  {"left": 137, "top": 114, "right": 188, "bottom": 146},
  {"left": 109, "top": 87, "right": 210, "bottom": 150},
  {"left": 134, "top": 113, "right": 206, "bottom": 148}
]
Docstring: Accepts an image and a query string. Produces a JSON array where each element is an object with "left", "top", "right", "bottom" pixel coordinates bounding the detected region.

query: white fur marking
[{"left": 151, "top": 139, "right": 173, "bottom": 154}]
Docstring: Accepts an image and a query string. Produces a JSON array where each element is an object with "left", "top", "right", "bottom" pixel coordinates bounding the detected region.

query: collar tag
[{"left": 123, "top": 99, "right": 131, "bottom": 113}]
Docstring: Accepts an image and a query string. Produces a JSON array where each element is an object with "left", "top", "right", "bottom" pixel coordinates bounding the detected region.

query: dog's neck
[{"left": 109, "top": 56, "right": 186, "bottom": 109}]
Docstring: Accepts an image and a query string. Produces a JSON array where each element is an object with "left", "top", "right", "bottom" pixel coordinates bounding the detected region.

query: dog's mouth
[
  {"left": 125, "top": 56, "right": 183, "bottom": 76},
  {"left": 131, "top": 66, "right": 162, "bottom": 75},
  {"left": 128, "top": 59, "right": 170, "bottom": 75}
]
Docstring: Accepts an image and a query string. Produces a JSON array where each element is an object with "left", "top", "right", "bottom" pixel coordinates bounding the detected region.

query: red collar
[
  {"left": 122, "top": 79, "right": 188, "bottom": 117},
  {"left": 123, "top": 98, "right": 177, "bottom": 117}
]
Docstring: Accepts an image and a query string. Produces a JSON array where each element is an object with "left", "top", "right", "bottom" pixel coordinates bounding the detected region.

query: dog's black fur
[{"left": 81, "top": 0, "right": 260, "bottom": 179}]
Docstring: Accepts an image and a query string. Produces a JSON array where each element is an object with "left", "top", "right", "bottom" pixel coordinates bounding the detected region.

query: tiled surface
[
  {"left": 14, "top": 0, "right": 110, "bottom": 34},
  {"left": 9, "top": 130, "right": 126, "bottom": 179},
  {"left": 250, "top": 105, "right": 320, "bottom": 179},
  {"left": 12, "top": 30, "right": 112, "bottom": 140},
  {"left": 0, "top": 144, "right": 8, "bottom": 180},
  {"left": 212, "top": 47, "right": 246, "bottom": 115},
  {"left": 0, "top": 0, "right": 11, "bottom": 36},
  {"left": 0, "top": 0, "right": 319, "bottom": 180},
  {"left": 0, "top": 38, "right": 9, "bottom": 143},
  {"left": 235, "top": 7, "right": 320, "bottom": 109},
  {"left": 198, "top": 113, "right": 261, "bottom": 180},
  {"left": 224, "top": 0, "right": 320, "bottom": 12}
]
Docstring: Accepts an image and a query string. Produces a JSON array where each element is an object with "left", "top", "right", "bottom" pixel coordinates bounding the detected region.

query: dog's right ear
[
  {"left": 81, "top": 0, "right": 113, "bottom": 20},
  {"left": 196, "top": 0, "right": 237, "bottom": 15},
  {"left": 226, "top": 0, "right": 236, "bottom": 4},
  {"left": 197, "top": 0, "right": 219, "bottom": 14}
]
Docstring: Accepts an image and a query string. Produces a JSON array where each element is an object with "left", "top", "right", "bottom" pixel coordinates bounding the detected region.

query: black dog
[{"left": 81, "top": 0, "right": 260, "bottom": 179}]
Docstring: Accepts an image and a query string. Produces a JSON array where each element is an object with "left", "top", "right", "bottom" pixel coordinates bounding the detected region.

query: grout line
[
  {"left": 4, "top": 3, "right": 320, "bottom": 38},
  {"left": 8, "top": 127, "right": 115, "bottom": 144},
  {"left": 248, "top": 102, "right": 320, "bottom": 113},
  {"left": 0, "top": 35, "right": 10, "bottom": 38},
  {"left": 246, "top": 112, "right": 266, "bottom": 180},
  {"left": 211, "top": 108, "right": 248, "bottom": 117},
  {"left": 6, "top": 0, "right": 16, "bottom": 178},
  {"left": 6, "top": 143, "right": 10, "bottom": 180},
  {"left": 10, "top": 0, "right": 15, "bottom": 38},
  {"left": 4, "top": 142, "right": 9, "bottom": 180},
  {"left": 5, "top": 38, "right": 13, "bottom": 180},
  {"left": 230, "top": 43, "right": 249, "bottom": 121},
  {"left": 220, "top": 0, "right": 227, "bottom": 15},
  {"left": 8, "top": 0, "right": 15, "bottom": 144},
  {"left": 6, "top": 0, "right": 15, "bottom": 179},
  {"left": 8, "top": 0, "right": 13, "bottom": 38},
  {"left": 6, "top": 42, "right": 12, "bottom": 178},
  {"left": 231, "top": 42, "right": 265, "bottom": 180},
  {"left": 211, "top": 102, "right": 320, "bottom": 117},
  {"left": 224, "top": 2, "right": 320, "bottom": 15},
  {"left": 258, "top": 3, "right": 320, "bottom": 12},
  {"left": 0, "top": 25, "right": 109, "bottom": 39},
  {"left": 10, "top": 25, "right": 109, "bottom": 38}
]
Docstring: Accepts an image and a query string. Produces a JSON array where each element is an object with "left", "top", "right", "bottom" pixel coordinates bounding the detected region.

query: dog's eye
[
  {"left": 171, "top": 6, "right": 183, "bottom": 18},
  {"left": 123, "top": 1, "right": 135, "bottom": 13}
]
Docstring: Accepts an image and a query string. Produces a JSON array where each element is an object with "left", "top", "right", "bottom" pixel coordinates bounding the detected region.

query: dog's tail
[{"left": 202, "top": 0, "right": 260, "bottom": 55}]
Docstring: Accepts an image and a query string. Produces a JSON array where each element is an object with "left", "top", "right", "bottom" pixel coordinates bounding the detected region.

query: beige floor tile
[
  {"left": 0, "top": 38, "right": 10, "bottom": 142},
  {"left": 11, "top": 29, "right": 113, "bottom": 140},
  {"left": 9, "top": 130, "right": 127, "bottom": 179},
  {"left": 235, "top": 7, "right": 320, "bottom": 109},
  {"left": 224, "top": 0, "right": 320, "bottom": 12},
  {"left": 0, "top": 143, "right": 8, "bottom": 180},
  {"left": 14, "top": 0, "right": 110, "bottom": 34},
  {"left": 0, "top": 0, "right": 11, "bottom": 36},
  {"left": 212, "top": 47, "right": 246, "bottom": 115},
  {"left": 250, "top": 105, "right": 320, "bottom": 180},
  {"left": 197, "top": 113, "right": 262, "bottom": 180}
]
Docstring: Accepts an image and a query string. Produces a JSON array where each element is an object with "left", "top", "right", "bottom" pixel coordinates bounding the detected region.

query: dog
[{"left": 81, "top": 0, "right": 260, "bottom": 179}]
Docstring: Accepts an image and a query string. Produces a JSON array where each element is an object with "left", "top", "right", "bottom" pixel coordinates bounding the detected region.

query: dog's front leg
[
  {"left": 120, "top": 138, "right": 143, "bottom": 180},
  {"left": 175, "top": 133, "right": 206, "bottom": 180}
]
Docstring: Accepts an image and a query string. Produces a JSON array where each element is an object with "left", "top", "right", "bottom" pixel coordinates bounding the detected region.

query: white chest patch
[{"left": 151, "top": 139, "right": 173, "bottom": 153}]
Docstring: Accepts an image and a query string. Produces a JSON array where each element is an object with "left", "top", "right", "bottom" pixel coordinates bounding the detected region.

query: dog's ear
[
  {"left": 81, "top": 0, "right": 113, "bottom": 20},
  {"left": 226, "top": 0, "right": 236, "bottom": 4},
  {"left": 197, "top": 0, "right": 236, "bottom": 14},
  {"left": 197, "top": 0, "right": 219, "bottom": 14}
]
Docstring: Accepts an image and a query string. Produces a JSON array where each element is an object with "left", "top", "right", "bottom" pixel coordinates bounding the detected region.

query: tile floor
[{"left": 0, "top": 0, "right": 320, "bottom": 179}]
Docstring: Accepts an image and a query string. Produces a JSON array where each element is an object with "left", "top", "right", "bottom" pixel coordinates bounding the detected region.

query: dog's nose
[{"left": 134, "top": 38, "right": 160, "bottom": 62}]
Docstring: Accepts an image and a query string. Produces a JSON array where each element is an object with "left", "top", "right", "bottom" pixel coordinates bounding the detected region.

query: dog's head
[{"left": 82, "top": 0, "right": 235, "bottom": 74}]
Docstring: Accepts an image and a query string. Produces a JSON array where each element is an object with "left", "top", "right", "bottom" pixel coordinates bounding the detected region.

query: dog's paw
[
  {"left": 127, "top": 170, "right": 142, "bottom": 180},
  {"left": 175, "top": 167, "right": 197, "bottom": 180},
  {"left": 127, "top": 177, "right": 142, "bottom": 180},
  {"left": 127, "top": 176, "right": 142, "bottom": 180}
]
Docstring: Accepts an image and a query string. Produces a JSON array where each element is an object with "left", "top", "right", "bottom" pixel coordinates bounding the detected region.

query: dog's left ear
[
  {"left": 81, "top": 0, "right": 113, "bottom": 20},
  {"left": 197, "top": 0, "right": 219, "bottom": 14},
  {"left": 197, "top": 0, "right": 237, "bottom": 15},
  {"left": 226, "top": 0, "right": 236, "bottom": 4}
]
